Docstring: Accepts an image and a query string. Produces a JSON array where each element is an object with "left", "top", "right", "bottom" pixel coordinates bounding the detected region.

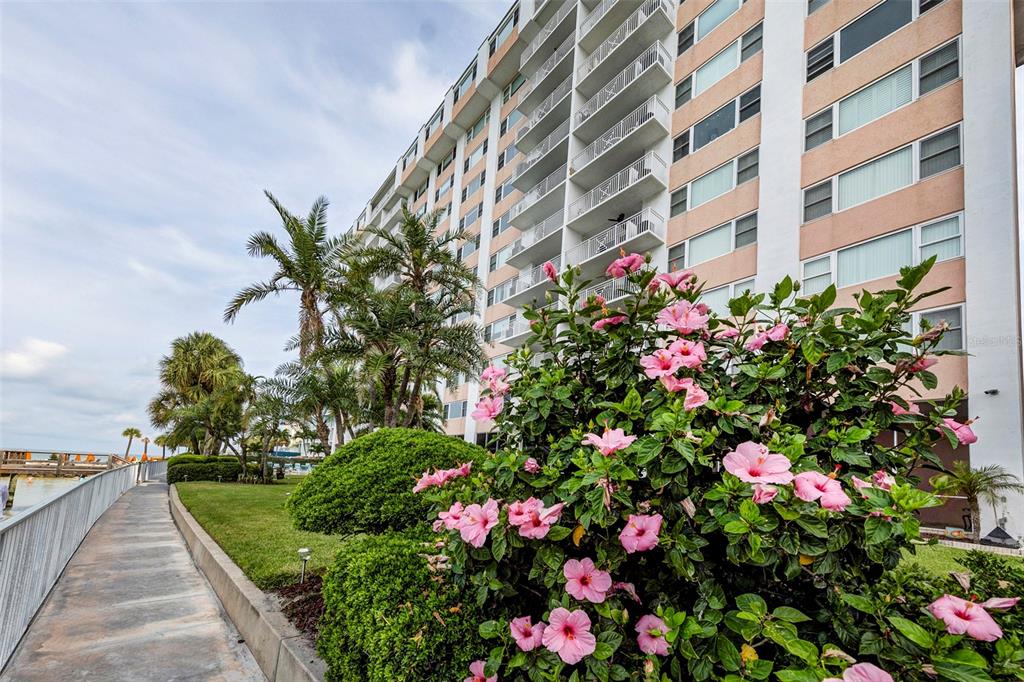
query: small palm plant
[
  {"left": 938, "top": 461, "right": 1024, "bottom": 540},
  {"left": 121, "top": 427, "right": 142, "bottom": 458}
]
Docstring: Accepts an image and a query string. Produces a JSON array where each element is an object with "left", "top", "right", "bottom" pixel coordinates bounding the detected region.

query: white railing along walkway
[{"left": 565, "top": 208, "right": 665, "bottom": 265}]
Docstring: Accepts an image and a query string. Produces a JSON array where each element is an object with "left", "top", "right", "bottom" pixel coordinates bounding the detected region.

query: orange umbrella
[
  {"left": 141, "top": 454, "right": 148, "bottom": 462},
  {"left": 86, "top": 454, "right": 95, "bottom": 463},
  {"left": 75, "top": 454, "right": 82, "bottom": 462}
]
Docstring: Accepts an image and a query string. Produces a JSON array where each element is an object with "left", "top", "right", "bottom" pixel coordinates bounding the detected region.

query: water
[{"left": 0, "top": 477, "right": 83, "bottom": 523}]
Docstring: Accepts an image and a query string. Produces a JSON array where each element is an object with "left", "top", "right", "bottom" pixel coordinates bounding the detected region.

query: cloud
[
  {"left": 368, "top": 41, "right": 462, "bottom": 132},
  {"left": 1, "top": 338, "right": 69, "bottom": 379}
]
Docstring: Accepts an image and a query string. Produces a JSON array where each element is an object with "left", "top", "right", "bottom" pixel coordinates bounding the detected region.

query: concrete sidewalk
[{"left": 1, "top": 480, "right": 264, "bottom": 681}]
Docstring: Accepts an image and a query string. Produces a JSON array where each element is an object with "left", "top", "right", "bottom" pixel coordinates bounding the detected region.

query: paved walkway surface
[{"left": 1, "top": 480, "right": 264, "bottom": 681}]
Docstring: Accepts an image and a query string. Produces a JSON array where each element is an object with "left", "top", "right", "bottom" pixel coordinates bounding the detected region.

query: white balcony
[
  {"left": 578, "top": 275, "right": 637, "bottom": 308},
  {"left": 517, "top": 34, "right": 575, "bottom": 114},
  {"left": 579, "top": 0, "right": 639, "bottom": 52},
  {"left": 495, "top": 303, "right": 558, "bottom": 348},
  {"left": 510, "top": 163, "right": 567, "bottom": 227},
  {"left": 521, "top": 1, "right": 577, "bottom": 74},
  {"left": 571, "top": 96, "right": 669, "bottom": 186},
  {"left": 493, "top": 256, "right": 562, "bottom": 307},
  {"left": 517, "top": 75, "right": 572, "bottom": 151},
  {"left": 513, "top": 118, "right": 570, "bottom": 190},
  {"left": 574, "top": 42, "right": 672, "bottom": 142},
  {"left": 382, "top": 203, "right": 402, "bottom": 230},
  {"left": 577, "top": 0, "right": 674, "bottom": 97},
  {"left": 567, "top": 152, "right": 667, "bottom": 235},
  {"left": 507, "top": 209, "right": 564, "bottom": 269},
  {"left": 565, "top": 208, "right": 665, "bottom": 278}
]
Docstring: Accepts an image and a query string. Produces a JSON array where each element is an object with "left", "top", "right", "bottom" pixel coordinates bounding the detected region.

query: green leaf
[
  {"left": 592, "top": 641, "right": 615, "bottom": 661},
  {"left": 771, "top": 606, "right": 810, "bottom": 623},
  {"left": 736, "top": 593, "right": 768, "bottom": 618},
  {"left": 740, "top": 500, "right": 762, "bottom": 523},
  {"left": 491, "top": 530, "right": 507, "bottom": 561},
  {"left": 546, "top": 525, "right": 572, "bottom": 541},
  {"left": 622, "top": 388, "right": 642, "bottom": 415},
  {"left": 863, "top": 516, "right": 892, "bottom": 545},
  {"left": 775, "top": 670, "right": 819, "bottom": 682},
  {"left": 633, "top": 437, "right": 663, "bottom": 466},
  {"left": 724, "top": 520, "right": 750, "bottom": 534},
  {"left": 785, "top": 639, "right": 819, "bottom": 666},
  {"left": 840, "top": 593, "right": 874, "bottom": 614},
  {"left": 796, "top": 517, "right": 829, "bottom": 539},
  {"left": 887, "top": 616, "right": 934, "bottom": 649},
  {"left": 478, "top": 620, "right": 500, "bottom": 639},
  {"left": 716, "top": 635, "right": 741, "bottom": 672},
  {"left": 932, "top": 660, "right": 995, "bottom": 682}
]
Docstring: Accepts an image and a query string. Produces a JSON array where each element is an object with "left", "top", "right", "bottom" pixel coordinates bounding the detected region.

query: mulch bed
[{"left": 276, "top": 575, "right": 324, "bottom": 640}]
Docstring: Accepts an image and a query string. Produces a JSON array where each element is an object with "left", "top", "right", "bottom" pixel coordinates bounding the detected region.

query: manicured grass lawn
[
  {"left": 900, "top": 544, "right": 969, "bottom": 574},
  {"left": 176, "top": 478, "right": 347, "bottom": 589}
]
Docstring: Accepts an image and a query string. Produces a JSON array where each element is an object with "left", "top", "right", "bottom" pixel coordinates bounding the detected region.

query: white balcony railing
[
  {"left": 578, "top": 0, "right": 671, "bottom": 83},
  {"left": 494, "top": 256, "right": 563, "bottom": 304},
  {"left": 576, "top": 43, "right": 672, "bottom": 125},
  {"left": 518, "top": 34, "right": 575, "bottom": 102},
  {"left": 518, "top": 75, "right": 573, "bottom": 143},
  {"left": 572, "top": 96, "right": 669, "bottom": 170},
  {"left": 565, "top": 208, "right": 664, "bottom": 265},
  {"left": 578, "top": 275, "right": 637, "bottom": 308},
  {"left": 511, "top": 163, "right": 568, "bottom": 220},
  {"left": 510, "top": 209, "right": 564, "bottom": 258},
  {"left": 521, "top": 0, "right": 577, "bottom": 68},
  {"left": 514, "top": 119, "right": 571, "bottom": 182},
  {"left": 580, "top": 0, "right": 616, "bottom": 37},
  {"left": 568, "top": 152, "right": 667, "bottom": 220}
]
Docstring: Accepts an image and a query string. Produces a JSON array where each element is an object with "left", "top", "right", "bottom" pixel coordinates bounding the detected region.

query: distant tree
[
  {"left": 121, "top": 427, "right": 142, "bottom": 458},
  {"left": 935, "top": 462, "right": 1024, "bottom": 540}
]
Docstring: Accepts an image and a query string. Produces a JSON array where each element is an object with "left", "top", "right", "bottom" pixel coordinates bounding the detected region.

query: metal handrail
[
  {"left": 572, "top": 96, "right": 669, "bottom": 170},
  {"left": 494, "top": 256, "right": 563, "bottom": 304},
  {"left": 510, "top": 210, "right": 564, "bottom": 257},
  {"left": 565, "top": 208, "right": 665, "bottom": 265},
  {"left": 578, "top": 275, "right": 636, "bottom": 307},
  {"left": 578, "top": 0, "right": 671, "bottom": 82},
  {"left": 568, "top": 152, "right": 667, "bottom": 219},
  {"left": 518, "top": 34, "right": 575, "bottom": 103},
  {"left": 580, "top": 0, "right": 616, "bottom": 37},
  {"left": 518, "top": 75, "right": 573, "bottom": 142},
  {"left": 510, "top": 163, "right": 568, "bottom": 219},
  {"left": 514, "top": 119, "right": 571, "bottom": 181},
  {"left": 521, "top": 1, "right": 577, "bottom": 68},
  {"left": 576, "top": 43, "right": 672, "bottom": 124}
]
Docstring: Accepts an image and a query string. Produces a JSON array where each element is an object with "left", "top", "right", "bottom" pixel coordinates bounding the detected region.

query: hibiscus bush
[{"left": 419, "top": 256, "right": 1022, "bottom": 682}]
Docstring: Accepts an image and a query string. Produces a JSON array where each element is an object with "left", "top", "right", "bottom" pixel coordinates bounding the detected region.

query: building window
[
  {"left": 804, "top": 109, "right": 834, "bottom": 151},
  {"left": 697, "top": 0, "right": 740, "bottom": 41},
  {"left": 803, "top": 180, "right": 833, "bottom": 222},
  {"left": 425, "top": 106, "right": 444, "bottom": 139},
  {"left": 919, "top": 214, "right": 962, "bottom": 261},
  {"left": 462, "top": 170, "right": 486, "bottom": 201},
  {"left": 501, "top": 110, "right": 524, "bottom": 136},
  {"left": 840, "top": 0, "right": 912, "bottom": 63},
  {"left": 917, "top": 306, "right": 963, "bottom": 350},
  {"left": 455, "top": 63, "right": 477, "bottom": 102},
  {"left": 675, "top": 76, "right": 693, "bottom": 109},
  {"left": 444, "top": 400, "right": 468, "bottom": 420},
  {"left": 468, "top": 113, "right": 489, "bottom": 140},
  {"left": 734, "top": 212, "right": 757, "bottom": 247},
  {"left": 489, "top": 8, "right": 518, "bottom": 56},
  {"left": 464, "top": 140, "right": 488, "bottom": 173},
  {"left": 489, "top": 243, "right": 514, "bottom": 272},
  {"left": 736, "top": 148, "right": 758, "bottom": 184},
  {"left": 690, "top": 162, "right": 735, "bottom": 208},
  {"left": 801, "top": 257, "right": 832, "bottom": 295},
  {"left": 439, "top": 148, "right": 455, "bottom": 172},
  {"left": 459, "top": 203, "right": 484, "bottom": 229},
  {"left": 738, "top": 85, "right": 761, "bottom": 122},
  {"left": 458, "top": 234, "right": 480, "bottom": 260},
  {"left": 839, "top": 65, "right": 912, "bottom": 136},
  {"left": 435, "top": 175, "right": 454, "bottom": 202},
  {"left": 693, "top": 101, "right": 736, "bottom": 150},
  {"left": 673, "top": 131, "right": 690, "bottom": 162},
  {"left": 694, "top": 42, "right": 739, "bottom": 96},
  {"left": 806, "top": 39, "right": 834, "bottom": 82},
  {"left": 401, "top": 141, "right": 418, "bottom": 170},
  {"left": 741, "top": 22, "right": 763, "bottom": 61},
  {"left": 502, "top": 73, "right": 526, "bottom": 103},
  {"left": 484, "top": 314, "right": 517, "bottom": 342},
  {"left": 492, "top": 210, "right": 512, "bottom": 237},
  {"left": 677, "top": 22, "right": 695, "bottom": 55},
  {"left": 919, "top": 40, "right": 959, "bottom": 95},
  {"left": 919, "top": 0, "right": 947, "bottom": 13},
  {"left": 808, "top": 0, "right": 831, "bottom": 15},
  {"left": 668, "top": 243, "right": 686, "bottom": 271},
  {"left": 497, "top": 144, "right": 519, "bottom": 170},
  {"left": 413, "top": 181, "right": 427, "bottom": 202},
  {"left": 919, "top": 126, "right": 961, "bottom": 178},
  {"left": 837, "top": 229, "right": 913, "bottom": 287},
  {"left": 702, "top": 277, "right": 755, "bottom": 312},
  {"left": 495, "top": 180, "right": 515, "bottom": 203},
  {"left": 837, "top": 146, "right": 913, "bottom": 211},
  {"left": 670, "top": 187, "right": 688, "bottom": 217}
]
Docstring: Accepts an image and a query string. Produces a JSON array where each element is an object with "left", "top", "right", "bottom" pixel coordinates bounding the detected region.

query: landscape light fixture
[{"left": 298, "top": 547, "right": 311, "bottom": 583}]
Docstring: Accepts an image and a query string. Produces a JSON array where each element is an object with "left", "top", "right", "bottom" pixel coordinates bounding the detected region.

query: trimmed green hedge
[
  {"left": 167, "top": 459, "right": 242, "bottom": 484},
  {"left": 288, "top": 428, "right": 486, "bottom": 534},
  {"left": 318, "top": 532, "right": 483, "bottom": 682}
]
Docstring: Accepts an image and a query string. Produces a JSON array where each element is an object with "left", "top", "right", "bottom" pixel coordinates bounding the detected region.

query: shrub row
[{"left": 167, "top": 458, "right": 242, "bottom": 484}]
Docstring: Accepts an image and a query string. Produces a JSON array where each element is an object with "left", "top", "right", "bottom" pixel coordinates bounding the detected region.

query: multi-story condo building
[{"left": 349, "top": 0, "right": 1023, "bottom": 537}]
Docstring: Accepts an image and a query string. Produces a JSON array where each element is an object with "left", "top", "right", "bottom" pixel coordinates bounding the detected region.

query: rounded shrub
[
  {"left": 167, "top": 459, "right": 241, "bottom": 484},
  {"left": 317, "top": 531, "right": 484, "bottom": 682},
  {"left": 288, "top": 428, "right": 486, "bottom": 534}
]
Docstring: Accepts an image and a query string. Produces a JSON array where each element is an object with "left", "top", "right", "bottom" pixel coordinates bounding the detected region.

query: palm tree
[
  {"left": 942, "top": 461, "right": 1024, "bottom": 540},
  {"left": 122, "top": 427, "right": 142, "bottom": 458}
]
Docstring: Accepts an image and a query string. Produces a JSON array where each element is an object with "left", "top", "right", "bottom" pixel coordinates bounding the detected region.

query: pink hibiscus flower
[
  {"left": 518, "top": 502, "right": 565, "bottom": 539},
  {"left": 794, "top": 471, "right": 852, "bottom": 511},
  {"left": 824, "top": 662, "right": 894, "bottom": 682},
  {"left": 745, "top": 332, "right": 769, "bottom": 351},
  {"left": 766, "top": 323, "right": 789, "bottom": 341},
  {"left": 486, "top": 377, "right": 510, "bottom": 395},
  {"left": 619, "top": 513, "right": 662, "bottom": 553},
  {"left": 667, "top": 338, "right": 707, "bottom": 369},
  {"left": 459, "top": 499, "right": 499, "bottom": 548},
  {"left": 715, "top": 327, "right": 740, "bottom": 339},
  {"left": 543, "top": 261, "right": 558, "bottom": 282},
  {"left": 507, "top": 497, "right": 543, "bottom": 526},
  {"left": 683, "top": 382, "right": 709, "bottom": 410},
  {"left": 928, "top": 594, "right": 1007, "bottom": 641},
  {"left": 909, "top": 355, "right": 938, "bottom": 373},
  {"left": 542, "top": 608, "right": 597, "bottom": 665},
  {"left": 563, "top": 557, "right": 612, "bottom": 603},
  {"left": 722, "top": 441, "right": 795, "bottom": 484},
  {"left": 752, "top": 483, "right": 778, "bottom": 504},
  {"left": 471, "top": 396, "right": 503, "bottom": 421},
  {"left": 606, "top": 252, "right": 645, "bottom": 278},
  {"left": 943, "top": 418, "right": 978, "bottom": 445},
  {"left": 464, "top": 660, "right": 496, "bottom": 682},
  {"left": 640, "top": 349, "right": 684, "bottom": 379},
  {"left": 611, "top": 581, "right": 642, "bottom": 603},
  {"left": 480, "top": 365, "right": 507, "bottom": 383},
  {"left": 593, "top": 315, "right": 627, "bottom": 331},
  {"left": 635, "top": 614, "right": 671, "bottom": 656},
  {"left": 582, "top": 427, "right": 636, "bottom": 456},
  {"left": 438, "top": 501, "right": 465, "bottom": 530},
  {"left": 651, "top": 270, "right": 694, "bottom": 292},
  {"left": 655, "top": 301, "right": 709, "bottom": 335},
  {"left": 523, "top": 457, "right": 541, "bottom": 473},
  {"left": 510, "top": 616, "right": 546, "bottom": 651},
  {"left": 413, "top": 470, "right": 445, "bottom": 493},
  {"left": 660, "top": 375, "right": 693, "bottom": 393},
  {"left": 890, "top": 401, "right": 921, "bottom": 416}
]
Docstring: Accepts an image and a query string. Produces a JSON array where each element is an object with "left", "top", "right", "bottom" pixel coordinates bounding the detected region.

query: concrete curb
[{"left": 169, "top": 485, "right": 326, "bottom": 682}]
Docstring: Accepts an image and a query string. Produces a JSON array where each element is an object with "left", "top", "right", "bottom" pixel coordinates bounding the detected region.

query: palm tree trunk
[
  {"left": 332, "top": 409, "right": 345, "bottom": 448},
  {"left": 124, "top": 436, "right": 133, "bottom": 458},
  {"left": 315, "top": 414, "right": 331, "bottom": 455},
  {"left": 382, "top": 365, "right": 398, "bottom": 428},
  {"left": 402, "top": 369, "right": 426, "bottom": 427},
  {"left": 971, "top": 503, "right": 982, "bottom": 542},
  {"left": 395, "top": 364, "right": 412, "bottom": 418}
]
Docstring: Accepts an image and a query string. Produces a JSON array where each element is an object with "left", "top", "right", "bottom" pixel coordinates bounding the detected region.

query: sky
[{"left": 0, "top": 0, "right": 508, "bottom": 453}]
